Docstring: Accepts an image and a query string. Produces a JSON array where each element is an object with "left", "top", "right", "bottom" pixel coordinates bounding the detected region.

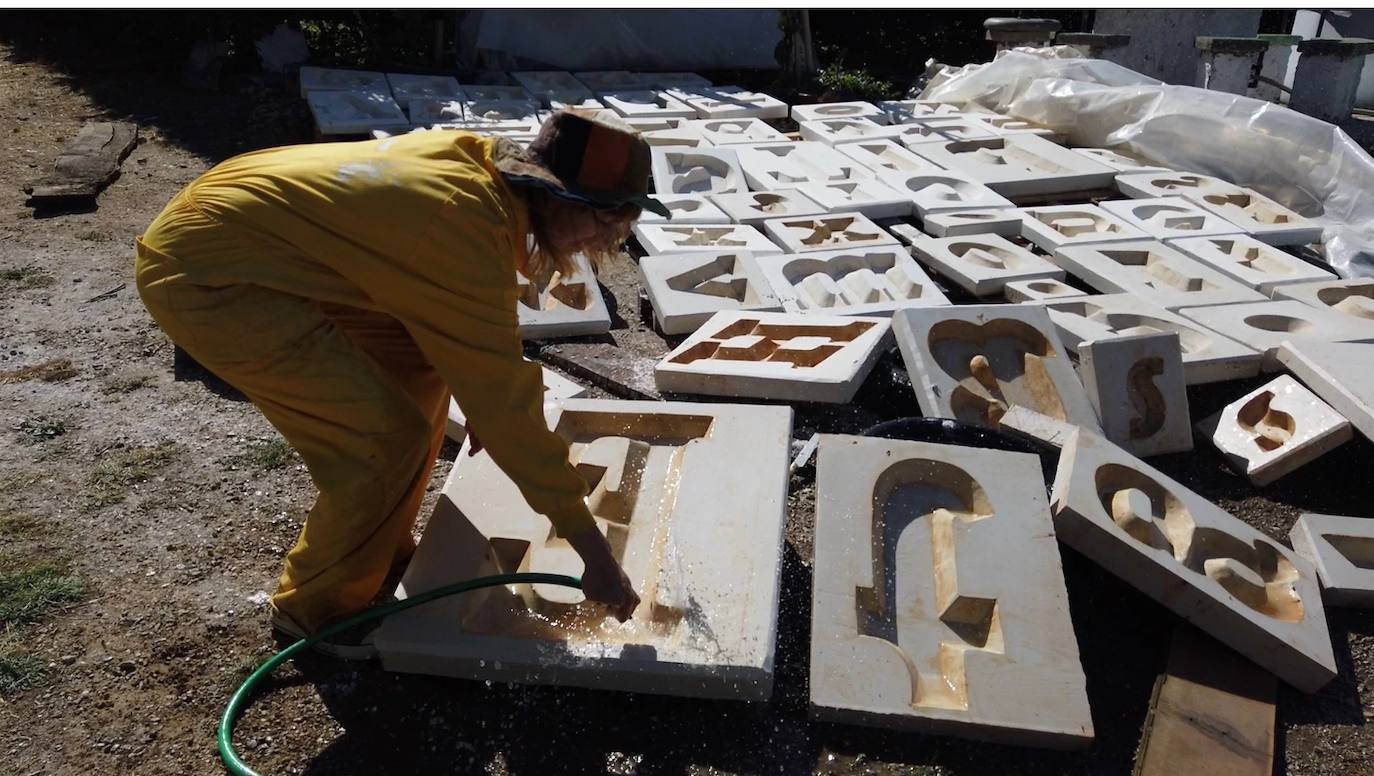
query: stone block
[
  {"left": 458, "top": 84, "right": 533, "bottom": 102},
  {"left": 1184, "top": 191, "right": 1323, "bottom": 247},
  {"left": 637, "top": 194, "right": 731, "bottom": 225},
  {"left": 1052, "top": 240, "right": 1266, "bottom": 310},
  {"left": 907, "top": 134, "right": 1115, "bottom": 198},
  {"left": 761, "top": 212, "right": 901, "bottom": 254},
  {"left": 1070, "top": 147, "right": 1173, "bottom": 175},
  {"left": 687, "top": 118, "right": 789, "bottom": 146},
  {"left": 1116, "top": 171, "right": 1246, "bottom": 200},
  {"left": 1050, "top": 429, "right": 1337, "bottom": 692},
  {"left": 1038, "top": 294, "right": 1262, "bottom": 384},
  {"left": 306, "top": 90, "right": 410, "bottom": 135},
  {"left": 891, "top": 304, "right": 1101, "bottom": 432},
  {"left": 1018, "top": 205, "right": 1149, "bottom": 251},
  {"left": 650, "top": 147, "right": 745, "bottom": 196},
  {"left": 791, "top": 101, "right": 890, "bottom": 124},
  {"left": 901, "top": 230, "right": 1065, "bottom": 297},
  {"left": 710, "top": 189, "right": 828, "bottom": 226},
  {"left": 445, "top": 364, "right": 587, "bottom": 442},
  {"left": 1099, "top": 198, "right": 1245, "bottom": 241},
  {"left": 1177, "top": 299, "right": 1374, "bottom": 366},
  {"left": 299, "top": 66, "right": 387, "bottom": 97},
  {"left": 1079, "top": 333, "right": 1193, "bottom": 456},
  {"left": 1275, "top": 340, "right": 1374, "bottom": 440},
  {"left": 515, "top": 256, "right": 611, "bottom": 339},
  {"left": 633, "top": 223, "right": 783, "bottom": 256},
  {"left": 798, "top": 118, "right": 901, "bottom": 146},
  {"left": 736, "top": 142, "right": 874, "bottom": 191},
  {"left": 674, "top": 85, "right": 789, "bottom": 120},
  {"left": 1198, "top": 375, "right": 1352, "bottom": 485},
  {"left": 922, "top": 209, "right": 1023, "bottom": 238},
  {"left": 877, "top": 170, "right": 1013, "bottom": 217},
  {"left": 1290, "top": 513, "right": 1374, "bottom": 608},
  {"left": 573, "top": 71, "right": 644, "bottom": 91},
  {"left": 386, "top": 73, "right": 464, "bottom": 108},
  {"left": 878, "top": 99, "right": 965, "bottom": 124},
  {"left": 1004, "top": 278, "right": 1088, "bottom": 303},
  {"left": 810, "top": 435, "right": 1092, "bottom": 748},
  {"left": 796, "top": 178, "right": 913, "bottom": 220},
  {"left": 655, "top": 311, "right": 892, "bottom": 403},
  {"left": 638, "top": 251, "right": 783, "bottom": 335},
  {"left": 600, "top": 90, "right": 697, "bottom": 120},
  {"left": 1167, "top": 236, "right": 1335, "bottom": 295},
  {"left": 836, "top": 140, "right": 946, "bottom": 176},
  {"left": 754, "top": 247, "right": 950, "bottom": 316},
  {"left": 376, "top": 398, "right": 792, "bottom": 699},
  {"left": 1272, "top": 277, "right": 1374, "bottom": 321}
]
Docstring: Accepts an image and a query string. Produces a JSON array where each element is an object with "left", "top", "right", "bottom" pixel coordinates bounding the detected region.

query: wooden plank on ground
[
  {"left": 1135, "top": 624, "right": 1276, "bottom": 776},
  {"left": 26, "top": 121, "right": 139, "bottom": 202}
]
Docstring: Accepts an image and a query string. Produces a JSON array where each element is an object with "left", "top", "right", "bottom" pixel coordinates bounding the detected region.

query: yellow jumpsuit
[{"left": 134, "top": 132, "right": 597, "bottom": 632}]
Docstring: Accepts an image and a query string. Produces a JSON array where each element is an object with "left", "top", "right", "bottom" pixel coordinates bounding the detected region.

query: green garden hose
[{"left": 218, "top": 572, "right": 584, "bottom": 776}]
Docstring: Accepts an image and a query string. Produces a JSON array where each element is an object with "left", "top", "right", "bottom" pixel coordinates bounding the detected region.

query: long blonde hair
[{"left": 518, "top": 185, "right": 639, "bottom": 282}]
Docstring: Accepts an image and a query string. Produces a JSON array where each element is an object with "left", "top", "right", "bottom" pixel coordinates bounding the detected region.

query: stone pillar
[
  {"left": 984, "top": 17, "right": 1063, "bottom": 53},
  {"left": 1056, "top": 32, "right": 1131, "bottom": 62},
  {"left": 1252, "top": 34, "right": 1301, "bottom": 102},
  {"left": 1094, "top": 9, "right": 1260, "bottom": 85},
  {"left": 1195, "top": 36, "right": 1269, "bottom": 94},
  {"left": 1289, "top": 37, "right": 1374, "bottom": 125}
]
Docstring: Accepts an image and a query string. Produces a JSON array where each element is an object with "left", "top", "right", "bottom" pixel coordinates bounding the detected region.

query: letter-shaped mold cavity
[
  {"left": 781, "top": 252, "right": 930, "bottom": 309},
  {"left": 665, "top": 254, "right": 763, "bottom": 304},
  {"left": 665, "top": 153, "right": 735, "bottom": 194},
  {"left": 926, "top": 318, "right": 1068, "bottom": 426}
]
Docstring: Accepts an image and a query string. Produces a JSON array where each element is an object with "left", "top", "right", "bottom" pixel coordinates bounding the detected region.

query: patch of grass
[
  {"left": 0, "top": 565, "right": 85, "bottom": 627},
  {"left": 818, "top": 60, "right": 894, "bottom": 102},
  {"left": 0, "top": 265, "right": 56, "bottom": 289},
  {"left": 221, "top": 438, "right": 297, "bottom": 472},
  {"left": 85, "top": 442, "right": 178, "bottom": 512},
  {"left": 0, "top": 515, "right": 41, "bottom": 539},
  {"left": 75, "top": 229, "right": 112, "bottom": 243},
  {"left": 102, "top": 372, "right": 152, "bottom": 394},
  {"left": 0, "top": 358, "right": 78, "bottom": 385},
  {"left": 15, "top": 415, "right": 69, "bottom": 445},
  {"left": 0, "top": 651, "right": 48, "bottom": 695}
]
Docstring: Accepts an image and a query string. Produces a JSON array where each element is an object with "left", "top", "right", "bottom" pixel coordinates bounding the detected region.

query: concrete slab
[
  {"left": 836, "top": 140, "right": 946, "bottom": 176},
  {"left": 893, "top": 117, "right": 1000, "bottom": 143},
  {"left": 638, "top": 251, "right": 783, "bottom": 335},
  {"left": 637, "top": 194, "right": 731, "bottom": 225},
  {"left": 810, "top": 435, "right": 1092, "bottom": 748},
  {"left": 1167, "top": 236, "right": 1337, "bottom": 295},
  {"left": 736, "top": 142, "right": 874, "bottom": 191},
  {"left": 674, "top": 86, "right": 789, "bottom": 120},
  {"left": 877, "top": 170, "right": 1013, "bottom": 217},
  {"left": 761, "top": 212, "right": 902, "bottom": 254},
  {"left": 907, "top": 135, "right": 1116, "bottom": 197},
  {"left": 754, "top": 247, "right": 951, "bottom": 316},
  {"left": 445, "top": 364, "right": 587, "bottom": 442},
  {"left": 633, "top": 223, "right": 783, "bottom": 256},
  {"left": 878, "top": 99, "right": 966, "bottom": 124},
  {"left": 901, "top": 230, "right": 1065, "bottom": 297},
  {"left": 546, "top": 94, "right": 605, "bottom": 112},
  {"left": 710, "top": 189, "right": 828, "bottom": 227},
  {"left": 1049, "top": 429, "right": 1338, "bottom": 693},
  {"left": 650, "top": 147, "right": 745, "bottom": 196},
  {"left": 1275, "top": 340, "right": 1374, "bottom": 441},
  {"left": 922, "top": 209, "right": 1023, "bottom": 238},
  {"left": 1079, "top": 333, "right": 1193, "bottom": 456},
  {"left": 1037, "top": 294, "right": 1262, "bottom": 384},
  {"left": 386, "top": 73, "right": 464, "bottom": 108},
  {"left": 1069, "top": 147, "right": 1173, "bottom": 175},
  {"left": 299, "top": 66, "right": 387, "bottom": 97},
  {"left": 965, "top": 114, "right": 1060, "bottom": 139},
  {"left": 1100, "top": 198, "right": 1246, "bottom": 241},
  {"left": 306, "top": 90, "right": 410, "bottom": 135},
  {"left": 1177, "top": 299, "right": 1374, "bottom": 366},
  {"left": 688, "top": 118, "right": 789, "bottom": 146},
  {"left": 798, "top": 118, "right": 901, "bottom": 146},
  {"left": 1272, "top": 278, "right": 1374, "bottom": 321},
  {"left": 1004, "top": 278, "right": 1088, "bottom": 303},
  {"left": 1185, "top": 191, "right": 1324, "bottom": 247},
  {"left": 1198, "top": 375, "right": 1352, "bottom": 486},
  {"left": 376, "top": 398, "right": 792, "bottom": 700},
  {"left": 1051, "top": 240, "right": 1267, "bottom": 310},
  {"left": 655, "top": 311, "right": 892, "bottom": 403},
  {"left": 405, "top": 96, "right": 469, "bottom": 124},
  {"left": 623, "top": 117, "right": 711, "bottom": 148},
  {"left": 796, "top": 178, "right": 913, "bottom": 220},
  {"left": 516, "top": 256, "right": 611, "bottom": 339},
  {"left": 891, "top": 304, "right": 1101, "bottom": 432},
  {"left": 1116, "top": 171, "right": 1246, "bottom": 200},
  {"left": 461, "top": 99, "right": 543, "bottom": 130},
  {"left": 1290, "top": 513, "right": 1374, "bottom": 608},
  {"left": 1018, "top": 205, "right": 1149, "bottom": 252},
  {"left": 601, "top": 90, "right": 698, "bottom": 120},
  {"left": 791, "top": 101, "right": 890, "bottom": 124}
]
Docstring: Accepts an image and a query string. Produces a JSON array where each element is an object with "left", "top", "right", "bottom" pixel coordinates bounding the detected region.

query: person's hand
[
  {"left": 465, "top": 422, "right": 483, "bottom": 456},
  {"left": 566, "top": 529, "right": 640, "bottom": 622}
]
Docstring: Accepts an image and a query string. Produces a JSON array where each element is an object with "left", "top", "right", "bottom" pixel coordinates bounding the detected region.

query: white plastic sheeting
[{"left": 923, "top": 49, "right": 1374, "bottom": 278}]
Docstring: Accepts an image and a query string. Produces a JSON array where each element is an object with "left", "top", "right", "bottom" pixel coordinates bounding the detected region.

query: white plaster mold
[
  {"left": 908, "top": 135, "right": 1115, "bottom": 197},
  {"left": 795, "top": 178, "right": 913, "bottom": 220},
  {"left": 445, "top": 365, "right": 587, "bottom": 442},
  {"left": 634, "top": 223, "right": 783, "bottom": 256},
  {"left": 736, "top": 142, "right": 873, "bottom": 191},
  {"left": 837, "top": 140, "right": 946, "bottom": 176},
  {"left": 637, "top": 195, "right": 731, "bottom": 225},
  {"left": 1275, "top": 340, "right": 1374, "bottom": 441},
  {"left": 1099, "top": 198, "right": 1245, "bottom": 241},
  {"left": 299, "top": 66, "right": 388, "bottom": 96},
  {"left": 515, "top": 257, "right": 611, "bottom": 339},
  {"left": 904, "top": 232, "right": 1065, "bottom": 297},
  {"left": 1003, "top": 279, "right": 1088, "bottom": 303},
  {"left": 755, "top": 247, "right": 951, "bottom": 316},
  {"left": 1078, "top": 333, "right": 1193, "bottom": 457},
  {"left": 1168, "top": 236, "right": 1336, "bottom": 294},
  {"left": 1177, "top": 299, "right": 1374, "bottom": 366},
  {"left": 600, "top": 90, "right": 698, "bottom": 120},
  {"left": 878, "top": 170, "right": 1013, "bottom": 217},
  {"left": 306, "top": 90, "right": 410, "bottom": 135},
  {"left": 1115, "top": 171, "right": 1246, "bottom": 200},
  {"left": 650, "top": 147, "right": 745, "bottom": 196},
  {"left": 1273, "top": 278, "right": 1374, "bottom": 321},
  {"left": 1186, "top": 190, "right": 1323, "bottom": 246},
  {"left": 710, "top": 189, "right": 828, "bottom": 226},
  {"left": 761, "top": 213, "right": 901, "bottom": 255},
  {"left": 1051, "top": 240, "right": 1266, "bottom": 310},
  {"left": 791, "top": 101, "right": 889, "bottom": 124},
  {"left": 638, "top": 251, "right": 783, "bottom": 335},
  {"left": 921, "top": 210, "right": 1023, "bottom": 238},
  {"left": 1198, "top": 375, "right": 1352, "bottom": 486},
  {"left": 1018, "top": 205, "right": 1148, "bottom": 251},
  {"left": 688, "top": 118, "right": 788, "bottom": 146},
  {"left": 1290, "top": 513, "right": 1374, "bottom": 608}
]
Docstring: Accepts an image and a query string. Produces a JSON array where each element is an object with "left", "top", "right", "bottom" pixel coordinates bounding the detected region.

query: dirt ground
[{"left": 2, "top": 32, "right": 1374, "bottom": 776}]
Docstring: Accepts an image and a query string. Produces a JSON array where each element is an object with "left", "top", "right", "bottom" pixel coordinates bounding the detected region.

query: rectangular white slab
[
  {"left": 736, "top": 142, "right": 874, "bottom": 191},
  {"left": 516, "top": 257, "right": 611, "bottom": 339},
  {"left": 877, "top": 170, "right": 1013, "bottom": 217},
  {"left": 1273, "top": 277, "right": 1374, "bottom": 321},
  {"left": 460, "top": 99, "right": 542, "bottom": 131},
  {"left": 1178, "top": 299, "right": 1374, "bottom": 366},
  {"left": 458, "top": 84, "right": 533, "bottom": 102},
  {"left": 710, "top": 189, "right": 828, "bottom": 226},
  {"left": 796, "top": 178, "right": 913, "bottom": 220},
  {"left": 922, "top": 209, "right": 1023, "bottom": 238},
  {"left": 1184, "top": 190, "right": 1323, "bottom": 247},
  {"left": 655, "top": 311, "right": 893, "bottom": 403},
  {"left": 1198, "top": 375, "right": 1352, "bottom": 486},
  {"left": 1049, "top": 429, "right": 1338, "bottom": 693},
  {"left": 1069, "top": 147, "right": 1173, "bottom": 175},
  {"left": 891, "top": 304, "right": 1101, "bottom": 432},
  {"left": 641, "top": 72, "right": 712, "bottom": 90},
  {"left": 1052, "top": 240, "right": 1267, "bottom": 310},
  {"left": 624, "top": 116, "right": 711, "bottom": 148},
  {"left": 299, "top": 66, "right": 387, "bottom": 96},
  {"left": 377, "top": 399, "right": 792, "bottom": 700},
  {"left": 407, "top": 98, "right": 467, "bottom": 126},
  {"left": 638, "top": 251, "right": 783, "bottom": 335},
  {"left": 1018, "top": 205, "right": 1148, "bottom": 251},
  {"left": 878, "top": 99, "right": 965, "bottom": 123},
  {"left": 965, "top": 113, "right": 1059, "bottom": 138},
  {"left": 650, "top": 147, "right": 745, "bottom": 196},
  {"left": 574, "top": 71, "right": 645, "bottom": 91},
  {"left": 510, "top": 71, "right": 590, "bottom": 99},
  {"left": 1290, "top": 513, "right": 1374, "bottom": 608},
  {"left": 634, "top": 223, "right": 782, "bottom": 256},
  {"left": 908, "top": 134, "right": 1115, "bottom": 197},
  {"left": 445, "top": 364, "right": 587, "bottom": 442},
  {"left": 687, "top": 118, "right": 788, "bottom": 146},
  {"left": 798, "top": 118, "right": 901, "bottom": 146},
  {"left": 637, "top": 194, "right": 731, "bottom": 225},
  {"left": 384, "top": 74, "right": 463, "bottom": 109},
  {"left": 546, "top": 94, "right": 605, "bottom": 112},
  {"left": 1167, "top": 236, "right": 1337, "bottom": 295},
  {"left": 836, "top": 140, "right": 946, "bottom": 176},
  {"left": 901, "top": 230, "right": 1065, "bottom": 297},
  {"left": 1275, "top": 340, "right": 1374, "bottom": 440},
  {"left": 1079, "top": 333, "right": 1193, "bottom": 456},
  {"left": 1038, "top": 294, "right": 1262, "bottom": 385},
  {"left": 1099, "top": 198, "right": 1245, "bottom": 241},
  {"left": 811, "top": 435, "right": 1093, "bottom": 748},
  {"left": 894, "top": 117, "right": 1000, "bottom": 144},
  {"left": 1116, "top": 171, "right": 1246, "bottom": 200},
  {"left": 762, "top": 212, "right": 901, "bottom": 255},
  {"left": 600, "top": 90, "right": 698, "bottom": 120},
  {"left": 791, "top": 101, "right": 889, "bottom": 124},
  {"left": 755, "top": 247, "right": 951, "bottom": 316},
  {"left": 676, "top": 86, "right": 789, "bottom": 120},
  {"left": 1004, "top": 278, "right": 1088, "bottom": 303},
  {"left": 306, "top": 90, "right": 410, "bottom": 135}
]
